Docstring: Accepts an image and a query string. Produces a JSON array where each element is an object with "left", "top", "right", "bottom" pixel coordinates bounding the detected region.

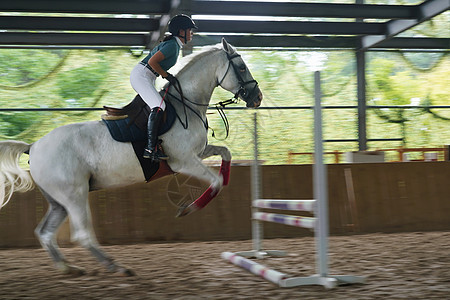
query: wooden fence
[
  {"left": 1, "top": 162, "right": 449, "bottom": 248},
  {"left": 288, "top": 146, "right": 450, "bottom": 164}
]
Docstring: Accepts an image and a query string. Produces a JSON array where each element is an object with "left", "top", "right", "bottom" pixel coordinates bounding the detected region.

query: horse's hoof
[
  {"left": 105, "top": 261, "right": 136, "bottom": 276},
  {"left": 68, "top": 266, "right": 87, "bottom": 276},
  {"left": 56, "top": 262, "right": 86, "bottom": 276},
  {"left": 176, "top": 204, "right": 194, "bottom": 217},
  {"left": 117, "top": 267, "right": 136, "bottom": 277}
]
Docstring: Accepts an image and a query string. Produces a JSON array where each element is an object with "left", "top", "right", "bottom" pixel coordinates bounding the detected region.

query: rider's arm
[{"left": 148, "top": 51, "right": 169, "bottom": 78}]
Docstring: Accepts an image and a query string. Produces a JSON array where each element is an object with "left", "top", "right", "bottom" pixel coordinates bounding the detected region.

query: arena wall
[{"left": 0, "top": 162, "right": 449, "bottom": 248}]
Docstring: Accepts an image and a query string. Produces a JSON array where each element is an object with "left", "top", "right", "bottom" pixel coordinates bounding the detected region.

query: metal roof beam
[
  {"left": 194, "top": 35, "right": 358, "bottom": 48},
  {"left": 192, "top": 1, "right": 417, "bottom": 19},
  {"left": 196, "top": 20, "right": 384, "bottom": 35},
  {"left": 0, "top": 32, "right": 148, "bottom": 46},
  {"left": 193, "top": 35, "right": 450, "bottom": 50},
  {"left": 0, "top": 16, "right": 159, "bottom": 32},
  {"left": 0, "top": 32, "right": 448, "bottom": 50},
  {"left": 360, "top": 0, "right": 450, "bottom": 51},
  {"left": 377, "top": 37, "right": 450, "bottom": 49},
  {"left": 0, "top": 0, "right": 170, "bottom": 14}
]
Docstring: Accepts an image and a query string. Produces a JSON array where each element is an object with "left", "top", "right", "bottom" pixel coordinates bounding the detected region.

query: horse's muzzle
[{"left": 246, "top": 90, "right": 263, "bottom": 108}]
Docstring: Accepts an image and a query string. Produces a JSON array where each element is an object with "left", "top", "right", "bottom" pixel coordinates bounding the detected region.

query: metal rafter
[
  {"left": 195, "top": 20, "right": 384, "bottom": 35},
  {"left": 0, "top": 15, "right": 159, "bottom": 32},
  {"left": 0, "top": 0, "right": 448, "bottom": 50},
  {"left": 0, "top": 0, "right": 170, "bottom": 14},
  {"left": 193, "top": 35, "right": 450, "bottom": 50},
  {"left": 360, "top": 0, "right": 450, "bottom": 51},
  {"left": 0, "top": 33, "right": 447, "bottom": 50},
  {"left": 192, "top": 1, "right": 417, "bottom": 19},
  {"left": 0, "top": 32, "right": 147, "bottom": 46}
]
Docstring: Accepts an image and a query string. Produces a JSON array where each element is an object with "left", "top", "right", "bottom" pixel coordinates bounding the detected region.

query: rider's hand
[{"left": 164, "top": 73, "right": 177, "bottom": 85}]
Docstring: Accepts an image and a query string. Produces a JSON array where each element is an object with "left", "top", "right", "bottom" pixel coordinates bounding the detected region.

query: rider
[{"left": 130, "top": 14, "right": 197, "bottom": 162}]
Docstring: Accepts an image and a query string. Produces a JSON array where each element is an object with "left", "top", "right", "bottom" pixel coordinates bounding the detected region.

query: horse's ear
[{"left": 222, "top": 38, "right": 234, "bottom": 55}]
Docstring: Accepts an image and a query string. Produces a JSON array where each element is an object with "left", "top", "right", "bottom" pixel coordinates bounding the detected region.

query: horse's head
[{"left": 217, "top": 38, "right": 263, "bottom": 108}]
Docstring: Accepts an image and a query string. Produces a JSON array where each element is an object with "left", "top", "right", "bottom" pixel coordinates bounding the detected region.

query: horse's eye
[{"left": 239, "top": 66, "right": 246, "bottom": 72}]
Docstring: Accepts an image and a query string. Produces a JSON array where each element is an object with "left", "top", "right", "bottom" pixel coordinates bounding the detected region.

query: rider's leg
[
  {"left": 130, "top": 63, "right": 168, "bottom": 161},
  {"left": 143, "top": 107, "right": 169, "bottom": 161}
]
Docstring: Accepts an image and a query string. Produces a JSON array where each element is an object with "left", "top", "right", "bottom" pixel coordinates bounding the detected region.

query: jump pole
[{"left": 222, "top": 71, "right": 365, "bottom": 288}]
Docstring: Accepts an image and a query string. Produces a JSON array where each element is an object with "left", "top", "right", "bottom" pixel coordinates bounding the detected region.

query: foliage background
[{"left": 0, "top": 9, "right": 449, "bottom": 165}]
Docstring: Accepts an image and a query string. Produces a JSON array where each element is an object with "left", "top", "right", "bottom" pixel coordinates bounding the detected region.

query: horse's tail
[{"left": 0, "top": 141, "right": 34, "bottom": 209}]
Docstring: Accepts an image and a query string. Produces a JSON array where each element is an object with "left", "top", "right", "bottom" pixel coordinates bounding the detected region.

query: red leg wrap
[
  {"left": 176, "top": 160, "right": 231, "bottom": 217},
  {"left": 191, "top": 186, "right": 219, "bottom": 209},
  {"left": 220, "top": 160, "right": 231, "bottom": 186}
]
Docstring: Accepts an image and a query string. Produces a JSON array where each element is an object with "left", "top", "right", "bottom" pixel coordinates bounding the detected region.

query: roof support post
[
  {"left": 178, "top": 0, "right": 194, "bottom": 56},
  {"left": 147, "top": 0, "right": 181, "bottom": 50},
  {"left": 356, "top": 0, "right": 367, "bottom": 151},
  {"left": 356, "top": 50, "right": 367, "bottom": 151}
]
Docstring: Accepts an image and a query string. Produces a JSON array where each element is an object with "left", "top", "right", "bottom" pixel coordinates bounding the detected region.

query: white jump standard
[{"left": 222, "top": 71, "right": 365, "bottom": 288}]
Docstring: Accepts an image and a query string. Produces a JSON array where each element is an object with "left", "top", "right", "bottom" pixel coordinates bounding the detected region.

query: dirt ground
[{"left": 0, "top": 231, "right": 449, "bottom": 300}]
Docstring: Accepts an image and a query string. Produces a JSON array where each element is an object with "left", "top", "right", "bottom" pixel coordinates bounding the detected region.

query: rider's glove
[{"left": 164, "top": 73, "right": 177, "bottom": 85}]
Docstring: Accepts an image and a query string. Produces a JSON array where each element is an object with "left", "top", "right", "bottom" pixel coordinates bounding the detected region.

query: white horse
[{"left": 0, "top": 38, "right": 262, "bottom": 276}]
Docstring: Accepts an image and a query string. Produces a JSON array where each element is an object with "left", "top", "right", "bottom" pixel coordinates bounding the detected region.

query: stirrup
[
  {"left": 157, "top": 151, "right": 169, "bottom": 160},
  {"left": 143, "top": 148, "right": 168, "bottom": 161},
  {"left": 143, "top": 149, "right": 157, "bottom": 160},
  {"left": 155, "top": 141, "right": 169, "bottom": 160}
]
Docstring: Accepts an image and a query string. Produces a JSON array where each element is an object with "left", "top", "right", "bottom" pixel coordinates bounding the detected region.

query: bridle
[
  {"left": 217, "top": 53, "right": 259, "bottom": 105},
  {"left": 165, "top": 50, "right": 260, "bottom": 139}
]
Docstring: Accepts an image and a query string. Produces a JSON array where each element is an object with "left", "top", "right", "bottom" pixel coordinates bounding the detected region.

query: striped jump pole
[
  {"left": 253, "top": 212, "right": 316, "bottom": 229},
  {"left": 221, "top": 252, "right": 287, "bottom": 285},
  {"left": 253, "top": 199, "right": 316, "bottom": 212},
  {"left": 223, "top": 71, "right": 365, "bottom": 288}
]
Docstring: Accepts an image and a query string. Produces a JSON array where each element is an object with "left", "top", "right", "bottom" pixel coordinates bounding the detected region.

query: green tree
[
  {"left": 56, "top": 55, "right": 109, "bottom": 107},
  {"left": 367, "top": 57, "right": 421, "bottom": 146}
]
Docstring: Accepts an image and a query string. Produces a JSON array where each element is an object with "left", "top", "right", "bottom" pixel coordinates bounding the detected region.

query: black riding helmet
[{"left": 168, "top": 14, "right": 198, "bottom": 36}]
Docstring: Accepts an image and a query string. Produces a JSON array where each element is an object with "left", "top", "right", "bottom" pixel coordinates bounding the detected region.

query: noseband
[{"left": 217, "top": 53, "right": 259, "bottom": 103}]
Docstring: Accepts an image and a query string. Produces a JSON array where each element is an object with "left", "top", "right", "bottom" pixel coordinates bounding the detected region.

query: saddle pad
[
  {"left": 101, "top": 99, "right": 177, "bottom": 181},
  {"left": 102, "top": 117, "right": 146, "bottom": 142},
  {"left": 159, "top": 101, "right": 177, "bottom": 135},
  {"left": 102, "top": 100, "right": 176, "bottom": 143},
  {"left": 101, "top": 119, "right": 157, "bottom": 181}
]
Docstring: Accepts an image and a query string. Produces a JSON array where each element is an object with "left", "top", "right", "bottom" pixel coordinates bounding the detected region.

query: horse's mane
[{"left": 174, "top": 44, "right": 224, "bottom": 76}]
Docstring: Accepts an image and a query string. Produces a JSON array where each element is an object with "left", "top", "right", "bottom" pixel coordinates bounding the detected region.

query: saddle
[{"left": 102, "top": 95, "right": 176, "bottom": 182}]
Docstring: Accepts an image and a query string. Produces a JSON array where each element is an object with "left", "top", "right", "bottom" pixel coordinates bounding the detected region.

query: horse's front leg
[
  {"left": 175, "top": 152, "right": 230, "bottom": 217},
  {"left": 199, "top": 144, "right": 232, "bottom": 161},
  {"left": 199, "top": 145, "right": 232, "bottom": 186}
]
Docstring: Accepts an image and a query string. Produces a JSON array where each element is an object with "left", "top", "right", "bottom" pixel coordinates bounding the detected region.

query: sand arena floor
[{"left": 0, "top": 231, "right": 449, "bottom": 299}]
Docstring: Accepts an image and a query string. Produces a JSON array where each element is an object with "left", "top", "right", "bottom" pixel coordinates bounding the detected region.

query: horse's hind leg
[
  {"left": 35, "top": 187, "right": 85, "bottom": 275},
  {"left": 65, "top": 192, "right": 135, "bottom": 276},
  {"left": 38, "top": 186, "right": 134, "bottom": 276}
]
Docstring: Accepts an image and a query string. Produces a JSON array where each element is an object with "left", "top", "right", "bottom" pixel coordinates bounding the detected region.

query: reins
[
  {"left": 165, "top": 77, "right": 239, "bottom": 139},
  {"left": 165, "top": 51, "right": 258, "bottom": 140},
  {"left": 213, "top": 97, "right": 240, "bottom": 140},
  {"left": 164, "top": 78, "right": 207, "bottom": 130}
]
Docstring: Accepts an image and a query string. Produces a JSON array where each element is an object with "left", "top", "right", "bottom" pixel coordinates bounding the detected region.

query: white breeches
[{"left": 130, "top": 64, "right": 166, "bottom": 111}]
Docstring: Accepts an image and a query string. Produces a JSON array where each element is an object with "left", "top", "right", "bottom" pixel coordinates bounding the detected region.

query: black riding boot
[{"left": 143, "top": 108, "right": 169, "bottom": 161}]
